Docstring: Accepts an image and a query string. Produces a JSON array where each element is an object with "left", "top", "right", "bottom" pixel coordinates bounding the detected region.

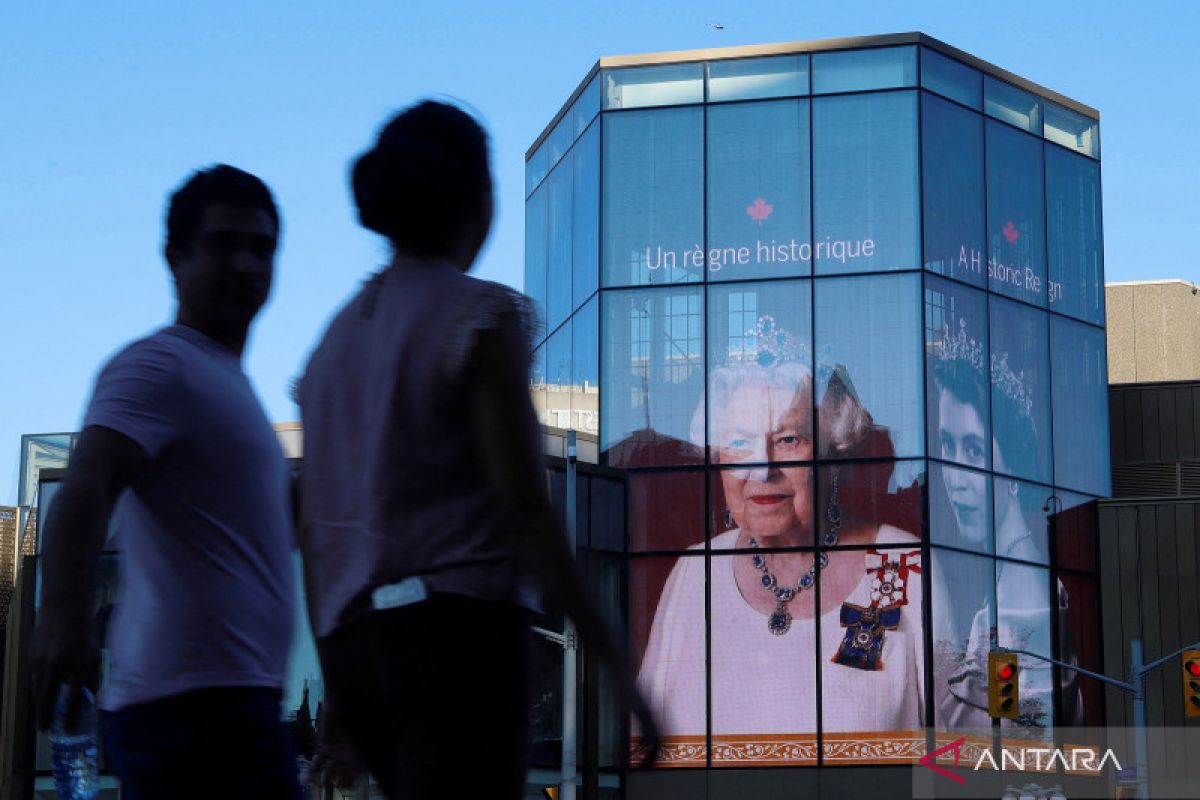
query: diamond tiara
[
  {"left": 730, "top": 314, "right": 809, "bottom": 367},
  {"left": 932, "top": 319, "right": 1035, "bottom": 426},
  {"left": 989, "top": 351, "right": 1035, "bottom": 425},
  {"left": 933, "top": 319, "right": 985, "bottom": 373}
]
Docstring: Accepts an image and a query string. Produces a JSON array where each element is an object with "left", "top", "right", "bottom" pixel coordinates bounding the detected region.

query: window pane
[
  {"left": 984, "top": 76, "right": 1042, "bottom": 134},
  {"left": 994, "top": 477, "right": 1051, "bottom": 565},
  {"left": 526, "top": 141, "right": 549, "bottom": 197},
  {"left": 1046, "top": 146, "right": 1104, "bottom": 325},
  {"left": 996, "top": 561, "right": 1053, "bottom": 732},
  {"left": 816, "top": 273, "right": 923, "bottom": 459},
  {"left": 707, "top": 281, "right": 812, "bottom": 466},
  {"left": 602, "top": 287, "right": 704, "bottom": 467},
  {"left": 813, "top": 92, "right": 919, "bottom": 274},
  {"left": 525, "top": 185, "right": 548, "bottom": 335},
  {"left": 987, "top": 120, "right": 1047, "bottom": 306},
  {"left": 989, "top": 297, "right": 1051, "bottom": 483},
  {"left": 530, "top": 342, "right": 546, "bottom": 388},
  {"left": 707, "top": 100, "right": 811, "bottom": 281},
  {"left": 821, "top": 543, "right": 926, "bottom": 765},
  {"left": 1051, "top": 317, "right": 1110, "bottom": 496},
  {"left": 922, "top": 93, "right": 985, "bottom": 286},
  {"left": 816, "top": 461, "right": 924, "bottom": 547},
  {"left": 547, "top": 159, "right": 573, "bottom": 330},
  {"left": 710, "top": 548, "right": 817, "bottom": 766},
  {"left": 630, "top": 470, "right": 705, "bottom": 551},
  {"left": 932, "top": 548, "right": 995, "bottom": 731},
  {"left": 707, "top": 54, "right": 809, "bottom": 102},
  {"left": 711, "top": 464, "right": 814, "bottom": 549},
  {"left": 603, "top": 108, "right": 704, "bottom": 286},
  {"left": 604, "top": 63, "right": 704, "bottom": 109},
  {"left": 572, "top": 296, "right": 599, "bottom": 436},
  {"left": 930, "top": 463, "right": 992, "bottom": 553},
  {"left": 541, "top": 322, "right": 572, "bottom": 430},
  {"left": 926, "top": 276, "right": 989, "bottom": 470},
  {"left": 548, "top": 112, "right": 574, "bottom": 168},
  {"left": 574, "top": 73, "right": 602, "bottom": 137},
  {"left": 1044, "top": 102, "right": 1099, "bottom": 159},
  {"left": 632, "top": 554, "right": 707, "bottom": 765},
  {"left": 920, "top": 48, "right": 981, "bottom": 109},
  {"left": 811, "top": 45, "right": 917, "bottom": 94},
  {"left": 573, "top": 121, "right": 600, "bottom": 308}
]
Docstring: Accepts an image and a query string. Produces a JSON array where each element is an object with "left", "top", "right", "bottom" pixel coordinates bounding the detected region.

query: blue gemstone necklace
[{"left": 748, "top": 471, "right": 842, "bottom": 636}]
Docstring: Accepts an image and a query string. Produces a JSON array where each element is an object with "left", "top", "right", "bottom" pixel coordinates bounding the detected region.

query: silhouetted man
[{"left": 31, "top": 165, "right": 301, "bottom": 799}]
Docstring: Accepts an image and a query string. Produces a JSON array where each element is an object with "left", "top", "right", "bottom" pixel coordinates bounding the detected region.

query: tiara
[
  {"left": 990, "top": 351, "right": 1035, "bottom": 426},
  {"left": 933, "top": 320, "right": 985, "bottom": 373},
  {"left": 934, "top": 319, "right": 1036, "bottom": 428},
  {"left": 729, "top": 314, "right": 810, "bottom": 367}
]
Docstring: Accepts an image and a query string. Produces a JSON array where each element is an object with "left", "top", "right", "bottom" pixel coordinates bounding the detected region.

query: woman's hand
[
  {"left": 310, "top": 697, "right": 364, "bottom": 790},
  {"left": 626, "top": 681, "right": 662, "bottom": 769}
]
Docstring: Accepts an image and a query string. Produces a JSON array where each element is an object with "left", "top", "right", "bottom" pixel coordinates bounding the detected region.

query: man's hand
[
  {"left": 30, "top": 609, "right": 100, "bottom": 732},
  {"left": 31, "top": 425, "right": 147, "bottom": 731}
]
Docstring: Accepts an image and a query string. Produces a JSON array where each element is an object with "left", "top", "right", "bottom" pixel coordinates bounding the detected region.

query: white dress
[{"left": 637, "top": 526, "right": 926, "bottom": 741}]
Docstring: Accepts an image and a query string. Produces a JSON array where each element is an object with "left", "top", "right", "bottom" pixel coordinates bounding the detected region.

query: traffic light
[
  {"left": 988, "top": 651, "right": 1020, "bottom": 719},
  {"left": 1184, "top": 649, "right": 1200, "bottom": 718}
]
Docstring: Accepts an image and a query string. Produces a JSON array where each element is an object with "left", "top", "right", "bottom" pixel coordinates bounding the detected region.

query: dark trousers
[
  {"left": 99, "top": 686, "right": 303, "bottom": 800},
  {"left": 319, "top": 593, "right": 533, "bottom": 800}
]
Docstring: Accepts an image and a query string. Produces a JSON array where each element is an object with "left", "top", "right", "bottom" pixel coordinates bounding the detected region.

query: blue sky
[{"left": 1, "top": 1, "right": 1197, "bottom": 503}]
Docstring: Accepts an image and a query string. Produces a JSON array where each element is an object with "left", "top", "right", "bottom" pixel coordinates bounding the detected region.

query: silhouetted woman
[{"left": 296, "top": 100, "right": 657, "bottom": 799}]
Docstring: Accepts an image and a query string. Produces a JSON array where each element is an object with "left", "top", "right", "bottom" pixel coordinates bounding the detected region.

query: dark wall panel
[
  {"left": 1160, "top": 390, "right": 1179, "bottom": 462},
  {"left": 1120, "top": 390, "right": 1143, "bottom": 463},
  {"left": 1098, "top": 500, "right": 1200, "bottom": 738},
  {"left": 1109, "top": 390, "right": 1126, "bottom": 464},
  {"left": 1176, "top": 387, "right": 1196, "bottom": 461}
]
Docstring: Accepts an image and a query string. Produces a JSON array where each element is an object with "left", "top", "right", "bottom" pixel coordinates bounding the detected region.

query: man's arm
[
  {"left": 31, "top": 424, "right": 146, "bottom": 730},
  {"left": 467, "top": 321, "right": 661, "bottom": 766}
]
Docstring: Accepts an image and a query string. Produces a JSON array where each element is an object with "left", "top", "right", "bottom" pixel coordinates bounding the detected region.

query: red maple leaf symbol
[
  {"left": 1002, "top": 221, "right": 1020, "bottom": 244},
  {"left": 746, "top": 197, "right": 774, "bottom": 222}
]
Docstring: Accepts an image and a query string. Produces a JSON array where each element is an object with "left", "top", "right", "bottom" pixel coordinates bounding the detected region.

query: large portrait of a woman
[
  {"left": 928, "top": 294, "right": 1084, "bottom": 731},
  {"left": 634, "top": 308, "right": 927, "bottom": 764}
]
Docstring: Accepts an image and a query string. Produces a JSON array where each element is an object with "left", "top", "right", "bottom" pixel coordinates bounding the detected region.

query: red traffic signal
[
  {"left": 988, "top": 651, "right": 1020, "bottom": 720},
  {"left": 1185, "top": 649, "right": 1200, "bottom": 718}
]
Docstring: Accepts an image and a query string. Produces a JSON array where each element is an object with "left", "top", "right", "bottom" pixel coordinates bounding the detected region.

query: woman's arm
[{"left": 466, "top": 317, "right": 661, "bottom": 765}]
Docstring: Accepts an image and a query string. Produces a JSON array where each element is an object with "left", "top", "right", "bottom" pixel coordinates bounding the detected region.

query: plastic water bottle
[{"left": 49, "top": 686, "right": 99, "bottom": 800}]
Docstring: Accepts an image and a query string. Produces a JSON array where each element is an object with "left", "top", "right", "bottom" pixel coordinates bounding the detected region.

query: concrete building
[{"left": 1107, "top": 280, "right": 1200, "bottom": 384}]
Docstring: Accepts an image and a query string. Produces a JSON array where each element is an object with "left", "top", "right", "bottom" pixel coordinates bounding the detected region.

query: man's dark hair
[
  {"left": 165, "top": 164, "right": 280, "bottom": 251},
  {"left": 351, "top": 100, "right": 491, "bottom": 256}
]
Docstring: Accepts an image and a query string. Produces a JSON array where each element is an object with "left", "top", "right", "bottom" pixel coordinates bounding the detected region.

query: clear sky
[{"left": 2, "top": 1, "right": 1197, "bottom": 504}]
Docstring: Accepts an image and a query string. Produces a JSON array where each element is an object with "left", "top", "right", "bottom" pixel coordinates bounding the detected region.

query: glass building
[{"left": 526, "top": 33, "right": 1109, "bottom": 795}]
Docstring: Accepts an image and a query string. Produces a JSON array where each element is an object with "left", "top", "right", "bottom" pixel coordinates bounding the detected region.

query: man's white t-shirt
[{"left": 83, "top": 325, "right": 294, "bottom": 711}]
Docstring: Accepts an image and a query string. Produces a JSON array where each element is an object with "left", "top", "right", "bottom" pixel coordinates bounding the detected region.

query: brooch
[{"left": 832, "top": 549, "right": 920, "bottom": 671}]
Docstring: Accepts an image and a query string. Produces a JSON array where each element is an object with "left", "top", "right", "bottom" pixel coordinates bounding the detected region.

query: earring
[
  {"left": 724, "top": 509, "right": 735, "bottom": 529},
  {"left": 1008, "top": 479, "right": 1019, "bottom": 498}
]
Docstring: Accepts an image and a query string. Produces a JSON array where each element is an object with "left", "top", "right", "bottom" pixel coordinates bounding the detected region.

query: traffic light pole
[
  {"left": 995, "top": 638, "right": 1200, "bottom": 800},
  {"left": 561, "top": 431, "right": 579, "bottom": 800}
]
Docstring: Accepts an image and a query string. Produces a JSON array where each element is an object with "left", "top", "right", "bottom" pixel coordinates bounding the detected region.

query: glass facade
[{"left": 528, "top": 38, "right": 1106, "bottom": 774}]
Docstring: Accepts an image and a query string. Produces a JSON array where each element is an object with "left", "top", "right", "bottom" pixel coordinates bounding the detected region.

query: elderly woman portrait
[
  {"left": 931, "top": 319, "right": 1083, "bottom": 729},
  {"left": 636, "top": 315, "right": 926, "bottom": 750}
]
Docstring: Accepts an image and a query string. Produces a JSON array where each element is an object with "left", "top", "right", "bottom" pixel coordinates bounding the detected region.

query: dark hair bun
[{"left": 352, "top": 101, "right": 491, "bottom": 255}]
